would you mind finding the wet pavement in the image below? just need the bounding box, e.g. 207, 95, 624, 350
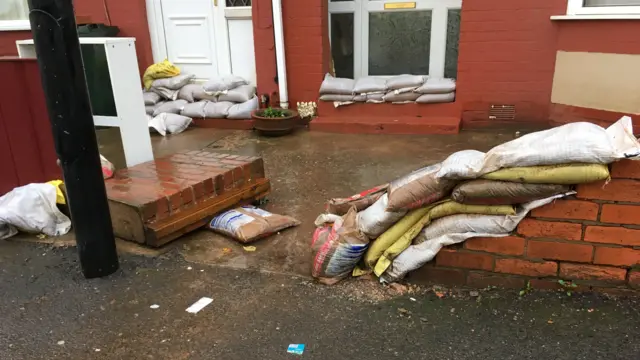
99, 127, 516, 276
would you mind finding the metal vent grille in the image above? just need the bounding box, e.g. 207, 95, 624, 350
226, 0, 251, 6
488, 104, 516, 121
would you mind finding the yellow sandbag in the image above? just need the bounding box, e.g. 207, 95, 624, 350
143, 59, 181, 90
46, 180, 66, 205
373, 212, 432, 277
363, 206, 433, 270
429, 200, 515, 220
482, 163, 610, 185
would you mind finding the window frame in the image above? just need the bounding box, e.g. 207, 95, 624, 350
0, 0, 30, 31
567, 0, 640, 15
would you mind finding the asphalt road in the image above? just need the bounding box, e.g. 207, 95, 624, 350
0, 241, 638, 360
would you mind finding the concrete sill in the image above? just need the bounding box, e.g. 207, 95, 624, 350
551, 14, 640, 20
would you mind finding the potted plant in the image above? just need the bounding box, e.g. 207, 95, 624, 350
252, 107, 299, 136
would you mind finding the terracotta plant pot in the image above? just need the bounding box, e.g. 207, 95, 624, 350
251, 108, 300, 136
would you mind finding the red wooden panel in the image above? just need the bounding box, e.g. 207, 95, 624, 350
0, 105, 19, 195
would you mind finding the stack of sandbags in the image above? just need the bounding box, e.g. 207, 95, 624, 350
310, 116, 640, 285
318, 74, 456, 106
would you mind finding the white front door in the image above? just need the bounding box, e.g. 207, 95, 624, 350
158, 0, 220, 80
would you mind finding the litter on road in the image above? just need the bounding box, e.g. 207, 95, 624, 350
150, 304, 160, 309
186, 297, 213, 314
287, 344, 305, 355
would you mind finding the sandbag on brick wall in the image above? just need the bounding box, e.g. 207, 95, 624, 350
386, 75, 425, 90
218, 84, 256, 103
357, 193, 407, 239
153, 100, 188, 117
204, 101, 234, 118
382, 92, 420, 103
387, 163, 457, 211
178, 84, 205, 103
415, 78, 456, 94
416, 92, 455, 104
203, 75, 248, 93
319, 74, 355, 95
451, 180, 570, 205
181, 101, 208, 118
227, 96, 259, 119
353, 76, 387, 94
319, 94, 355, 102
143, 91, 161, 105
326, 184, 387, 216
482, 163, 610, 184
151, 73, 195, 90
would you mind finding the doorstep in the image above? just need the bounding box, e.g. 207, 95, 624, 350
105, 150, 270, 247
192, 118, 255, 130
310, 101, 462, 135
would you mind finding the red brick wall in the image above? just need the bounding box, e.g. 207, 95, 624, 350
412, 159, 640, 293
0, 0, 153, 77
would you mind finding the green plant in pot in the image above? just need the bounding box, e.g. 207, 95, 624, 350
252, 107, 299, 136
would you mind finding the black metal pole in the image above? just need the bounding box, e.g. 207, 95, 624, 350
28, 0, 119, 278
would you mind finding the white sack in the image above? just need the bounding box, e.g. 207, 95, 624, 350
354, 94, 367, 102
437, 117, 640, 179
320, 94, 355, 102
0, 183, 71, 240
437, 150, 486, 180
353, 77, 387, 94
416, 92, 455, 104
153, 100, 188, 117
366, 93, 385, 103
203, 75, 248, 93
383, 192, 573, 282
319, 74, 355, 95
181, 101, 208, 118
382, 91, 420, 103
149, 113, 192, 136
357, 193, 407, 239
227, 96, 259, 119
143, 91, 161, 105
415, 78, 456, 94
386, 75, 425, 90
151, 86, 179, 101
145, 105, 155, 115
151, 73, 195, 90
218, 84, 256, 103
178, 84, 205, 103
204, 101, 234, 118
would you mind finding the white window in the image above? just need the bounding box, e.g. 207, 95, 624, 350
567, 0, 640, 15
0, 0, 30, 31
329, 0, 462, 79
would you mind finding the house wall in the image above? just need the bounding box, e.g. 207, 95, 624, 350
0, 0, 153, 76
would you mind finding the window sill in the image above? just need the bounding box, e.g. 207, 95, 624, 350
0, 21, 30, 31
551, 14, 640, 20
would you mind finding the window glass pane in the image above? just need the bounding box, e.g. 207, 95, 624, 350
445, 9, 461, 79
331, 13, 355, 79
0, 0, 29, 21
584, 0, 640, 6
368, 11, 431, 76
226, 0, 251, 6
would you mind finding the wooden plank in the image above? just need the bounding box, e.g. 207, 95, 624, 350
0, 99, 19, 195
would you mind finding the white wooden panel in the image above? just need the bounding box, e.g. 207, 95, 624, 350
227, 19, 256, 85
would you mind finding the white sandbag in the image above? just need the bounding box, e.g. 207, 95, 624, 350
383, 192, 573, 282
151, 86, 179, 101
416, 92, 455, 104
151, 73, 195, 90
149, 113, 192, 136
0, 183, 71, 240
353, 76, 387, 94
153, 100, 188, 117
357, 193, 407, 239
218, 84, 256, 103
145, 105, 155, 115
437, 150, 486, 180
314, 213, 342, 227
227, 96, 259, 119
319, 74, 355, 95
437, 117, 640, 179
181, 101, 209, 118
204, 101, 234, 118
415, 78, 456, 94
366, 93, 385, 103
143, 91, 161, 105
354, 94, 367, 102
178, 84, 205, 103
320, 94, 355, 102
382, 91, 420, 103
386, 75, 425, 90
203, 75, 248, 93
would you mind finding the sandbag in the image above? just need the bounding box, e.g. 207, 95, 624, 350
319, 74, 355, 95
384, 192, 573, 281
366, 93, 385, 103
451, 180, 570, 205
203, 75, 248, 93
0, 183, 72, 240
143, 59, 180, 89
227, 96, 259, 119
428, 201, 516, 220
151, 73, 195, 90
311, 208, 369, 285
151, 86, 179, 101
415, 78, 456, 94
382, 91, 420, 103
357, 193, 407, 239
208, 206, 300, 243
437, 117, 640, 179
353, 76, 387, 94
482, 163, 610, 184
145, 105, 155, 115
320, 94, 355, 102
149, 113, 192, 136
181, 101, 208, 118
353, 94, 367, 102
178, 84, 205, 103
326, 184, 387, 216
416, 92, 455, 104
386, 75, 425, 90
204, 101, 234, 118
387, 163, 457, 211
143, 91, 161, 105
193, 87, 219, 102
153, 100, 188, 117
374, 211, 432, 276
218, 84, 256, 103
438, 150, 486, 180
363, 206, 432, 270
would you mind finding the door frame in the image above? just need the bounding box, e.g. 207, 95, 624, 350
328, 0, 462, 79
145, 0, 242, 79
